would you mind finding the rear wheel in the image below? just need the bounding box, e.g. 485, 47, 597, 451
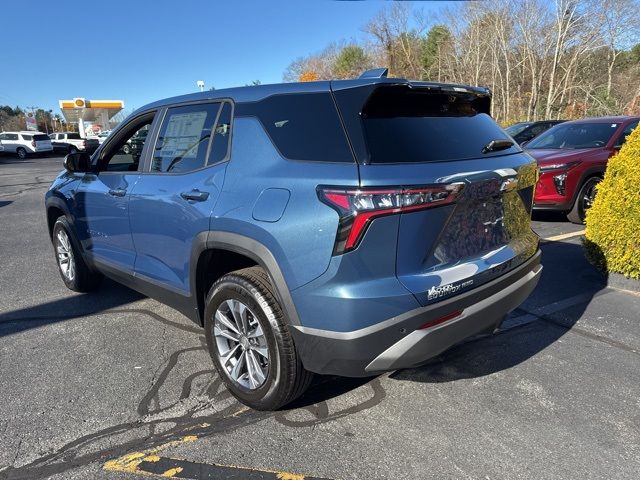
16, 147, 27, 159
567, 176, 601, 224
52, 217, 102, 292
204, 267, 313, 410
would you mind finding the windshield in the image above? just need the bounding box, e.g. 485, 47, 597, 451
527, 122, 619, 149
505, 123, 531, 136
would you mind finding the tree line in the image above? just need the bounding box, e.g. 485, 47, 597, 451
0, 106, 71, 133
285, 0, 640, 124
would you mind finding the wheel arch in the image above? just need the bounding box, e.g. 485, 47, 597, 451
191, 231, 301, 327
569, 166, 605, 210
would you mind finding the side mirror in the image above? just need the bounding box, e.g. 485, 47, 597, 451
63, 152, 91, 173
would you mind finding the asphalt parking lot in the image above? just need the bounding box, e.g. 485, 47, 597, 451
1, 155, 639, 480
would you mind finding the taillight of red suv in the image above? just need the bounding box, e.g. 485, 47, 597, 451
318, 183, 464, 254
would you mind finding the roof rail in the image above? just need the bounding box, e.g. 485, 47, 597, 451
359, 68, 389, 79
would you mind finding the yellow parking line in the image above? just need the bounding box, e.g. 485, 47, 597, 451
541, 229, 586, 243
103, 435, 198, 474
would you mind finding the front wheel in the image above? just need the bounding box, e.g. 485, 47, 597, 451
52, 217, 102, 292
567, 176, 601, 224
204, 267, 313, 410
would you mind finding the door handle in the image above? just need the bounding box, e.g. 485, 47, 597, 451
180, 190, 209, 202
108, 188, 126, 197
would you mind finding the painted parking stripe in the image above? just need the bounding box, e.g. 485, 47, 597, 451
540, 229, 586, 243
104, 435, 334, 480
130, 455, 333, 479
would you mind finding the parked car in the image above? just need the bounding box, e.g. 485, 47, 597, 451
0, 131, 53, 159
526, 116, 639, 223
45, 70, 542, 410
49, 132, 99, 154
96, 131, 112, 144
505, 120, 565, 145
129, 128, 148, 161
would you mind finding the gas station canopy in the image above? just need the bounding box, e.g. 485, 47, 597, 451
59, 98, 124, 137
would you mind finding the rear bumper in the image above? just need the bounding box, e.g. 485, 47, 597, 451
290, 250, 542, 376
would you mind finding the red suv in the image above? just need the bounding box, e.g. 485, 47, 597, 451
525, 116, 639, 223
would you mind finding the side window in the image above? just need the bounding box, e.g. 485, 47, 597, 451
151, 103, 220, 173
7, 134, 18, 140
49, 134, 55, 140
235, 93, 353, 162
0, 134, 5, 140
21, 134, 33, 141
99, 115, 155, 172
209, 102, 232, 164
615, 121, 638, 148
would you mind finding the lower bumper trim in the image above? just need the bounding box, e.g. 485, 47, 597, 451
290, 250, 542, 377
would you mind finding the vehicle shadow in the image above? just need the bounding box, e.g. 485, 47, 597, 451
390, 239, 607, 384
0, 277, 145, 338
0, 201, 12, 208
532, 210, 569, 223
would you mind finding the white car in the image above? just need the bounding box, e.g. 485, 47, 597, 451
0, 131, 53, 159
96, 130, 112, 144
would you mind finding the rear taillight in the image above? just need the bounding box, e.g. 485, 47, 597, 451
31, 140, 36, 147
318, 183, 464, 254
82, 140, 87, 147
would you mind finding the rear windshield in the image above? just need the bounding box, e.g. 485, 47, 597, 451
505, 123, 531, 136
34, 134, 49, 141
67, 133, 81, 140
526, 122, 619, 149
361, 86, 519, 163
235, 93, 353, 163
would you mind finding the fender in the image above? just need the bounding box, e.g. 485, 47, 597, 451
189, 231, 301, 327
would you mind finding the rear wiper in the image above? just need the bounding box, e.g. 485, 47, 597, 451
481, 139, 514, 154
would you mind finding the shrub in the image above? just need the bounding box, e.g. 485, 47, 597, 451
584, 125, 640, 279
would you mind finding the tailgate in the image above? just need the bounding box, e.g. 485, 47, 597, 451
332, 81, 539, 306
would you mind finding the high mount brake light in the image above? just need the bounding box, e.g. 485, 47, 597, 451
318, 183, 464, 255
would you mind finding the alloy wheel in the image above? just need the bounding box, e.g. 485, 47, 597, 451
213, 298, 269, 390
582, 179, 599, 211
56, 230, 75, 281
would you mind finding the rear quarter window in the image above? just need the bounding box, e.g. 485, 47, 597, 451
21, 134, 33, 141
235, 93, 353, 163
67, 133, 81, 140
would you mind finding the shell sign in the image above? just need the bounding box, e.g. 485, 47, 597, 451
73, 98, 86, 108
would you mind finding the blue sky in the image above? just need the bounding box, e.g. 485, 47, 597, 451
0, 1, 446, 114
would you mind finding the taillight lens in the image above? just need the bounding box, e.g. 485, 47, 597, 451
318, 183, 464, 254
31, 140, 36, 147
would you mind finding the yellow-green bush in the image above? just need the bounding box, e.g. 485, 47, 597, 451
584, 125, 640, 279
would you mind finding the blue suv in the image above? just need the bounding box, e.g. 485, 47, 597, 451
45, 69, 542, 410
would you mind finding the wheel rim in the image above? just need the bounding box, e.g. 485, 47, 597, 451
213, 299, 269, 390
582, 179, 600, 212
56, 230, 75, 281
17, 149, 25, 159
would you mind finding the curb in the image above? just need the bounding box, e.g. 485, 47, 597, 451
606, 272, 640, 293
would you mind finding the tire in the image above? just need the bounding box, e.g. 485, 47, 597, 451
16, 147, 27, 159
567, 176, 601, 224
204, 266, 313, 410
68, 146, 78, 154
52, 217, 102, 292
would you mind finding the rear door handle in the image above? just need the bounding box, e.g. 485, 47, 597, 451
180, 190, 209, 202
108, 188, 126, 197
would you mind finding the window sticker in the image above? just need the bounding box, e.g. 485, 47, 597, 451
159, 111, 207, 159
